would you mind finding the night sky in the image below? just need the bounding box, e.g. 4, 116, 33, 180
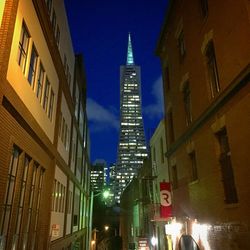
64, 0, 169, 165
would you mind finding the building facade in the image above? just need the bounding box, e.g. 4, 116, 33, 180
149, 119, 169, 250
0, 1, 91, 249
115, 34, 148, 203
156, 0, 250, 249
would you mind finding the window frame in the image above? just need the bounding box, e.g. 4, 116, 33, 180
216, 128, 238, 204
27, 45, 38, 88
42, 77, 50, 111
48, 89, 55, 121
172, 165, 178, 189
200, 0, 208, 18
205, 41, 220, 98
189, 151, 198, 182
168, 110, 175, 145
178, 30, 186, 60
17, 22, 30, 74
183, 81, 192, 126
36, 63, 45, 102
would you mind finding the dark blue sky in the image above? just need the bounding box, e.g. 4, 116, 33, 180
64, 0, 169, 165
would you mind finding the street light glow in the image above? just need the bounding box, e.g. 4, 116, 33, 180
103, 190, 110, 199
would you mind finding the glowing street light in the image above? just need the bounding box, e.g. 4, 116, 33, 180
102, 189, 110, 199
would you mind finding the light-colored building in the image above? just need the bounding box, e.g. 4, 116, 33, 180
116, 34, 148, 203
156, 0, 250, 249
149, 119, 169, 250
0, 1, 91, 249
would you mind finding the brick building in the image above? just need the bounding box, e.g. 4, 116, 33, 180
0, 0, 91, 249
156, 0, 250, 249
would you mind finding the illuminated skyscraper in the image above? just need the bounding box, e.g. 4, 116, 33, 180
115, 34, 148, 203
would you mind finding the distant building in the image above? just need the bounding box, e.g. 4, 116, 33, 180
156, 0, 250, 249
109, 163, 116, 181
90, 160, 106, 194
115, 34, 148, 203
93, 159, 108, 183
0, 1, 91, 249
108, 163, 115, 191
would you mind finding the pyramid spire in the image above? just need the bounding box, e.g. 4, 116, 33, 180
126, 33, 134, 65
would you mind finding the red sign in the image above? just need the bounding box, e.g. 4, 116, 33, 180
160, 182, 172, 218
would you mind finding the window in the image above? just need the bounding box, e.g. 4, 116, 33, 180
48, 89, 54, 121
183, 82, 192, 125
14, 156, 29, 244
51, 180, 56, 211
216, 128, 238, 204
28, 45, 38, 87
56, 24, 60, 46
205, 41, 220, 97
1, 146, 46, 249
51, 9, 56, 33
43, 78, 50, 111
66, 65, 69, 82
0, 147, 20, 246
46, 0, 52, 15
160, 137, 164, 163
189, 151, 198, 181
152, 146, 156, 162
172, 165, 178, 189
36, 63, 45, 102
68, 71, 71, 88
61, 186, 66, 213
200, 0, 208, 18
63, 54, 67, 71
59, 114, 70, 150
73, 188, 80, 231
67, 190, 73, 214
31, 167, 45, 248
52, 180, 65, 213
61, 117, 65, 143
178, 30, 186, 59
164, 66, 170, 90
168, 110, 175, 144
17, 22, 30, 73
64, 124, 68, 148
